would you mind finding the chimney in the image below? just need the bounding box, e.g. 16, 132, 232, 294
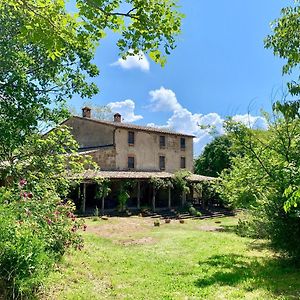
114, 113, 122, 122
82, 106, 91, 118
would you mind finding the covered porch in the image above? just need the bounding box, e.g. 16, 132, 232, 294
71, 171, 215, 214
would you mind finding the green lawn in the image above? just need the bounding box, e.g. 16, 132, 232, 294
41, 216, 300, 299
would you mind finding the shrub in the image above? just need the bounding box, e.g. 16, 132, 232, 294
188, 206, 202, 217
0, 206, 53, 298
188, 206, 197, 215
0, 180, 85, 298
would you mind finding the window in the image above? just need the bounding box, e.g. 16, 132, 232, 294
159, 135, 166, 148
180, 156, 186, 169
180, 137, 186, 150
159, 155, 165, 170
128, 156, 135, 169
128, 131, 135, 145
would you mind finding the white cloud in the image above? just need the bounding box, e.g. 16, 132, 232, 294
111, 51, 150, 72
148, 86, 182, 112
232, 114, 268, 129
146, 87, 267, 156
107, 99, 143, 122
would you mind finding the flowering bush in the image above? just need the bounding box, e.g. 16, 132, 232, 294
0, 126, 95, 298
0, 179, 86, 298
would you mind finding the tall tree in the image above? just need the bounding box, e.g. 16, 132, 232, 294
265, 1, 300, 96
0, 0, 183, 173
217, 103, 300, 259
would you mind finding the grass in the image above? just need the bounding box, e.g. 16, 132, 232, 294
41, 216, 300, 299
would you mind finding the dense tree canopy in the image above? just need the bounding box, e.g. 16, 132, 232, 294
194, 135, 234, 177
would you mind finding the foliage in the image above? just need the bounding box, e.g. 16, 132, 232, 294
188, 206, 202, 217
218, 102, 300, 259
1, 126, 92, 188
95, 178, 111, 200
194, 135, 234, 177
172, 171, 190, 194
0, 0, 183, 183
150, 177, 172, 194
265, 1, 300, 95
117, 181, 133, 212
215, 155, 267, 209
0, 0, 182, 296
0, 127, 94, 297
0, 179, 85, 298
0, 0, 183, 143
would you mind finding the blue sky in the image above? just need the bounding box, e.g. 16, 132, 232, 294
70, 0, 292, 156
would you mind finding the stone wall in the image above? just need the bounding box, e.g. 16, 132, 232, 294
88, 147, 116, 170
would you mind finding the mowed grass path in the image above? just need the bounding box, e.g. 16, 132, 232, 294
42, 216, 300, 300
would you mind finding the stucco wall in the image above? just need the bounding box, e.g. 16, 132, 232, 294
115, 128, 193, 172
65, 117, 194, 173
64, 117, 114, 148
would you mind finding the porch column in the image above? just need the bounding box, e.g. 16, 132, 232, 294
78, 184, 81, 202
168, 186, 171, 209
152, 186, 156, 212
181, 190, 186, 207
137, 181, 141, 210
82, 182, 86, 213
101, 195, 105, 215
190, 185, 194, 203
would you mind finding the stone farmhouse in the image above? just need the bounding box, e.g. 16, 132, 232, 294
64, 107, 213, 213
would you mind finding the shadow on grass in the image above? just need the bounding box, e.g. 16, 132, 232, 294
195, 254, 300, 298
219, 224, 237, 234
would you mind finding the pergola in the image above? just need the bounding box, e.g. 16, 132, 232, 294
75, 170, 215, 213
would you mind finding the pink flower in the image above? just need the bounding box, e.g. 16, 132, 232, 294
47, 218, 52, 225
19, 178, 27, 187
22, 192, 28, 198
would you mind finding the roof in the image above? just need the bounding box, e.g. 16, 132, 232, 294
69, 116, 195, 138
187, 174, 216, 182
73, 170, 215, 182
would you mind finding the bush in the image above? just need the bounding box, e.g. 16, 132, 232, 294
0, 180, 85, 298
0, 206, 53, 298
188, 206, 202, 217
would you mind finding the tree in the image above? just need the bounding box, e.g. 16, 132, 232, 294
217, 102, 300, 260
194, 135, 234, 177
0, 0, 183, 175
265, 2, 300, 96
